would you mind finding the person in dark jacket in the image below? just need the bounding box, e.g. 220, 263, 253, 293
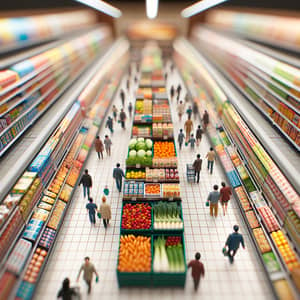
119, 109, 127, 129
186, 105, 193, 119
220, 182, 232, 216
225, 225, 245, 263
94, 136, 104, 159
128, 102, 133, 118
176, 84, 182, 103
120, 89, 125, 107
170, 85, 175, 100
79, 169, 92, 199
202, 110, 209, 131
196, 125, 203, 147
188, 252, 205, 292
192, 102, 198, 119
86, 197, 97, 225
57, 278, 78, 300
113, 163, 125, 192
105, 116, 113, 134
192, 154, 202, 183
177, 129, 185, 150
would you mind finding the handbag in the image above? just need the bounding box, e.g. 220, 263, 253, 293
205, 201, 210, 207
97, 212, 101, 219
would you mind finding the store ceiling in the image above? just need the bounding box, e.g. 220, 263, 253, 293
1, 0, 299, 11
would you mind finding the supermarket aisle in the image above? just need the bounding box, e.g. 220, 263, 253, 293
36, 62, 273, 300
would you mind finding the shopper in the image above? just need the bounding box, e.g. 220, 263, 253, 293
225, 225, 245, 264
104, 135, 112, 156
188, 252, 205, 292
176, 84, 182, 102
57, 278, 78, 300
112, 105, 118, 122
79, 169, 92, 199
128, 102, 133, 118
77, 257, 99, 294
120, 89, 125, 107
86, 197, 97, 225
207, 184, 220, 217
188, 134, 196, 150
195, 125, 203, 147
170, 85, 175, 100
113, 163, 125, 192
99, 196, 111, 229
184, 116, 194, 141
186, 105, 193, 119
192, 154, 202, 183
206, 147, 216, 174
192, 102, 198, 120
202, 110, 209, 131
105, 116, 114, 134
119, 108, 127, 130
94, 136, 104, 160
177, 101, 185, 121
177, 129, 185, 150
220, 182, 232, 216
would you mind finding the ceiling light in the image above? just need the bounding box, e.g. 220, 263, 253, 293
181, 0, 228, 18
146, 0, 159, 19
74, 0, 122, 18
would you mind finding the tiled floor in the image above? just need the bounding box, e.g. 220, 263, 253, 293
35, 63, 273, 300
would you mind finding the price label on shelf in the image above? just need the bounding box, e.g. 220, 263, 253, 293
136, 164, 141, 168
153, 179, 158, 183
168, 197, 174, 201
132, 197, 136, 201
163, 135, 168, 140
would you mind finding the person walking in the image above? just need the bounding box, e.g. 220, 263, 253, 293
192, 102, 198, 120
176, 84, 182, 103
79, 169, 92, 199
188, 134, 196, 150
119, 108, 127, 130
112, 105, 118, 122
113, 163, 125, 192
225, 225, 245, 264
184, 116, 194, 141
99, 196, 111, 229
86, 197, 97, 225
188, 252, 205, 292
94, 136, 104, 159
128, 102, 133, 118
220, 182, 232, 216
196, 125, 203, 147
177, 101, 185, 121
104, 135, 112, 156
192, 154, 202, 183
57, 278, 78, 300
105, 116, 114, 134
186, 105, 193, 119
202, 110, 209, 131
170, 85, 175, 100
177, 129, 185, 150
126, 78, 130, 91
120, 89, 125, 107
77, 257, 99, 294
206, 147, 216, 174
207, 184, 220, 217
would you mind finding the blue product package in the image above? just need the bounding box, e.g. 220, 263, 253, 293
16, 281, 35, 300
10, 59, 35, 78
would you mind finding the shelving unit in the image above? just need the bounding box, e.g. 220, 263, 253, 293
117, 45, 187, 288
174, 38, 300, 300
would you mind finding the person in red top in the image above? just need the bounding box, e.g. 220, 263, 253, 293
220, 182, 232, 216
188, 252, 205, 291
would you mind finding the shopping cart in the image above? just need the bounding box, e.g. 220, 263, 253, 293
186, 164, 195, 183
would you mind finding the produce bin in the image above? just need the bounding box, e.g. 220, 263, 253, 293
152, 233, 187, 287
116, 234, 153, 287
120, 201, 153, 234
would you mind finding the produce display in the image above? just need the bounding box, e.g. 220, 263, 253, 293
146, 168, 179, 182
253, 228, 272, 254
258, 206, 280, 233
132, 125, 151, 137
22, 219, 44, 242
126, 169, 146, 180
47, 200, 66, 230
152, 123, 173, 138
145, 183, 161, 197
153, 202, 183, 230
162, 184, 180, 198
117, 235, 152, 272
154, 141, 175, 158
262, 252, 281, 273
153, 236, 185, 272
121, 203, 152, 231
123, 181, 144, 198
38, 228, 56, 249
234, 187, 251, 211
126, 138, 153, 167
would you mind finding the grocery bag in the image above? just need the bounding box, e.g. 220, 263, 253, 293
222, 247, 229, 256
205, 201, 210, 207
97, 212, 101, 219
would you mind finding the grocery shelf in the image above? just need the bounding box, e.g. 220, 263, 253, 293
0, 38, 126, 202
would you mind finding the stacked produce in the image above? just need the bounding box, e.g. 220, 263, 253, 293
146, 168, 179, 182
123, 182, 144, 198
153, 236, 185, 272
121, 203, 152, 230
126, 169, 146, 180
153, 202, 183, 230
117, 235, 151, 272
152, 123, 173, 139
258, 206, 280, 233
153, 141, 177, 167
126, 138, 153, 167
132, 125, 151, 137
162, 184, 180, 198
145, 183, 161, 197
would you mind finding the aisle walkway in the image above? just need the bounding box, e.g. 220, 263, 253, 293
36, 62, 273, 300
